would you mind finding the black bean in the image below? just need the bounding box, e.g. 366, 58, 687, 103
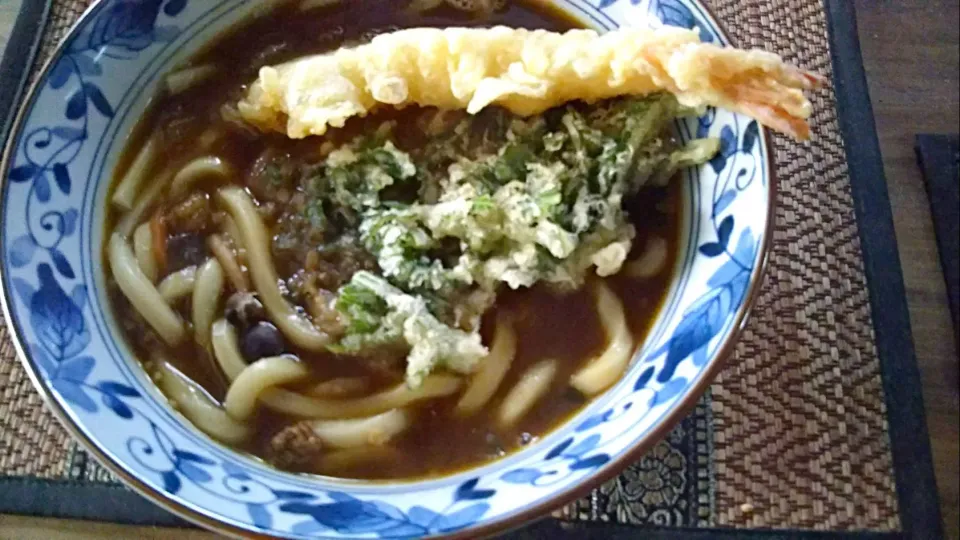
241, 321, 285, 362
225, 291, 266, 330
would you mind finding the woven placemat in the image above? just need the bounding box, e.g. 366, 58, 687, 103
0, 0, 909, 535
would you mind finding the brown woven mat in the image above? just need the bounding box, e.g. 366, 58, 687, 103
0, 0, 900, 532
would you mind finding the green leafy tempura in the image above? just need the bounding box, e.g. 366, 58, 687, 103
298, 94, 719, 386
334, 272, 487, 387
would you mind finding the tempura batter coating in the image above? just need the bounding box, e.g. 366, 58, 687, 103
239, 25, 821, 140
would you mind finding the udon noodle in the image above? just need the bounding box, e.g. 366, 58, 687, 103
104, 0, 809, 480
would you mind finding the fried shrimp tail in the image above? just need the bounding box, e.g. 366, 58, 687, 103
239, 25, 822, 140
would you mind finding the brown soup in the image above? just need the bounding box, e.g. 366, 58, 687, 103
104, 0, 681, 481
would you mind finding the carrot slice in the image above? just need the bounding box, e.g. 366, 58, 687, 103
150, 212, 168, 274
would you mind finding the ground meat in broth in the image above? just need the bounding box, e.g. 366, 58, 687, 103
269, 422, 326, 470
166, 192, 215, 233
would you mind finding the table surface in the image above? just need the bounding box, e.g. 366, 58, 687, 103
0, 0, 19, 52
0, 0, 957, 538
853, 1, 959, 538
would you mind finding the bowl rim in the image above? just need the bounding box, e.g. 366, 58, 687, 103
0, 1, 776, 538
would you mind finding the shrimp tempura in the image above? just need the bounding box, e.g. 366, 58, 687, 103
238, 25, 822, 140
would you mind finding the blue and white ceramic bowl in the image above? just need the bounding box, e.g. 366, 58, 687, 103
0, 0, 772, 537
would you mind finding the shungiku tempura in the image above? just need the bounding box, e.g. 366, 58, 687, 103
238, 25, 822, 140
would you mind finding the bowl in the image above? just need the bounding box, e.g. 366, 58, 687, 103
0, 0, 772, 537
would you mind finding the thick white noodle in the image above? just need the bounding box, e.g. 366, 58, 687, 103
211, 319, 246, 381
192, 258, 225, 350
456, 317, 517, 415
212, 321, 369, 406
300, 409, 410, 449
569, 281, 634, 396
108, 234, 185, 345
406, 0, 444, 13
300, 0, 341, 10
625, 236, 668, 279
223, 356, 311, 421
197, 128, 223, 151
221, 216, 247, 260
115, 171, 170, 238
208, 233, 249, 292
112, 136, 158, 210
132, 223, 158, 283
498, 359, 558, 428
246, 0, 288, 18
169, 156, 234, 200
209, 318, 458, 420
156, 360, 251, 444
165, 64, 218, 96
260, 375, 462, 419
304, 377, 370, 398
157, 265, 198, 303
217, 186, 331, 350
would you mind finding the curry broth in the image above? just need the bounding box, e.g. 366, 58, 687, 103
105, 0, 681, 480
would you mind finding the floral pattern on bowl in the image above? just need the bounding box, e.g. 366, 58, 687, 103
0, 0, 770, 537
